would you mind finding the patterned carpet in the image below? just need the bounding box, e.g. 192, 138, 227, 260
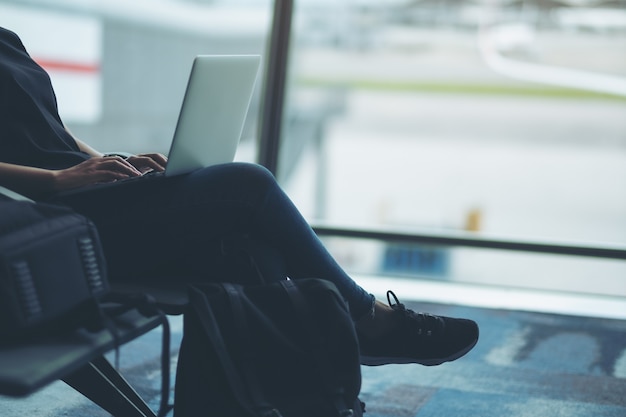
359, 302, 626, 417
1, 301, 625, 416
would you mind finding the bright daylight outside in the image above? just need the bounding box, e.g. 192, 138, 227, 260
278, 0, 626, 301
1, 0, 625, 301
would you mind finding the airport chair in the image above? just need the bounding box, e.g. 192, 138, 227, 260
111, 282, 189, 316
0, 186, 176, 417
0, 305, 167, 417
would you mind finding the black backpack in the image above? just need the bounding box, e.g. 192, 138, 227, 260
175, 278, 365, 417
0, 193, 174, 416
0, 198, 109, 339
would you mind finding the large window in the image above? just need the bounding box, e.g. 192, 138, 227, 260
2, 0, 624, 299
277, 0, 626, 296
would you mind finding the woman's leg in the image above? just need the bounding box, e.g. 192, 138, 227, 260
52, 162, 374, 319
53, 162, 478, 366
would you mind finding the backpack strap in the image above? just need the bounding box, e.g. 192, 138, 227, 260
222, 284, 281, 417
280, 280, 356, 417
187, 285, 275, 417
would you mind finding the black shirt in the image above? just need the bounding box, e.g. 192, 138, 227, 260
0, 27, 90, 169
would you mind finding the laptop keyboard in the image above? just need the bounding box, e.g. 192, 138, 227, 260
115, 169, 164, 184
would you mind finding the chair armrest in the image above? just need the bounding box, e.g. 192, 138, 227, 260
0, 307, 163, 396
0, 186, 33, 202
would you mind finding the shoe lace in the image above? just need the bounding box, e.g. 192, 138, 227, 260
386, 290, 444, 337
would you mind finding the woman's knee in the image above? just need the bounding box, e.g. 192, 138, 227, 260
230, 162, 275, 183
185, 162, 279, 201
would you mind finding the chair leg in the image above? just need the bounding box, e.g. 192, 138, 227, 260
63, 356, 157, 417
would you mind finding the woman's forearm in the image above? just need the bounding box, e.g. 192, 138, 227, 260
0, 162, 57, 198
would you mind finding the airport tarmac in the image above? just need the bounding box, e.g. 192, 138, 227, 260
281, 87, 626, 298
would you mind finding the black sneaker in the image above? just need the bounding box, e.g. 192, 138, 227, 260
358, 291, 479, 366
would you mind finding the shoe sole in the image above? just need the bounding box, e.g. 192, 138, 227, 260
360, 335, 479, 367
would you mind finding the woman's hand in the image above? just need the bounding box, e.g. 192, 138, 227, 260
126, 153, 168, 174
0, 152, 168, 197
52, 156, 143, 191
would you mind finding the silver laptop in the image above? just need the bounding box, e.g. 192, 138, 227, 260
58, 54, 260, 196
165, 54, 260, 176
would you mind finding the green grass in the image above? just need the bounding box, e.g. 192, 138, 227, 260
297, 78, 626, 101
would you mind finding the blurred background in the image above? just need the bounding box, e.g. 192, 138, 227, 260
1, 0, 625, 301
